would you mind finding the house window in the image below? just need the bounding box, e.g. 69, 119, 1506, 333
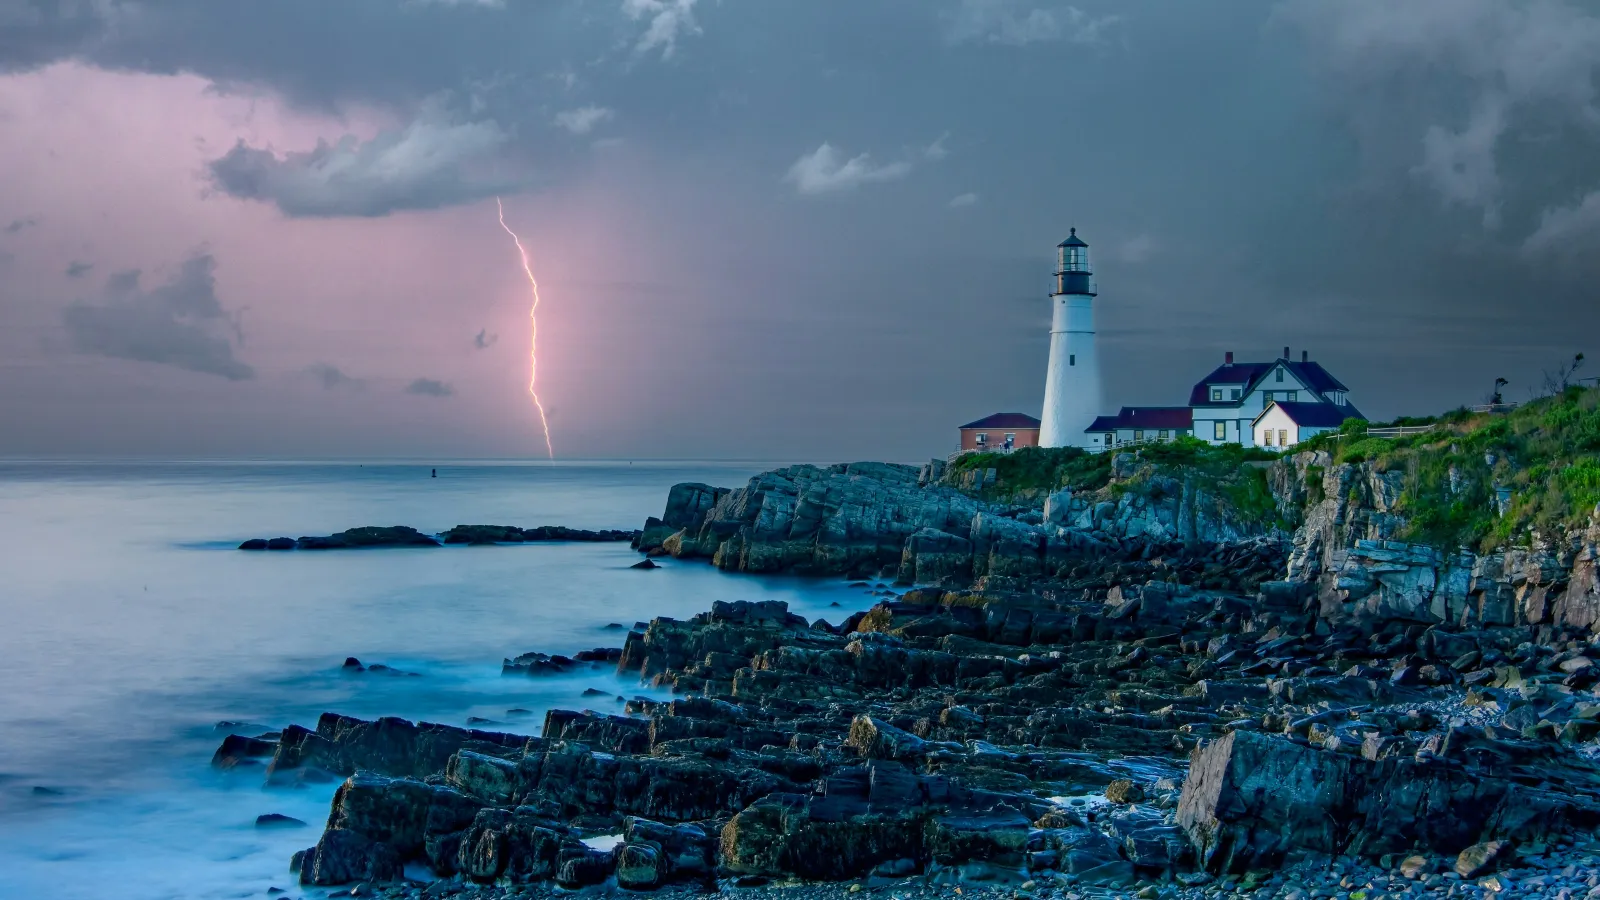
1214, 421, 1226, 441
1069, 354, 1075, 366
1263, 429, 1274, 447
1210, 387, 1222, 402
1004, 433, 1016, 449
1105, 432, 1114, 446
1279, 429, 1288, 447
1288, 391, 1298, 401
1158, 429, 1169, 439
1133, 429, 1144, 442
975, 433, 987, 445
1276, 369, 1284, 383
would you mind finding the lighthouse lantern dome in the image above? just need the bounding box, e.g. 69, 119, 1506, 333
1054, 228, 1095, 295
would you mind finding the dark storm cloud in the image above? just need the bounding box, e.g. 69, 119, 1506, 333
472, 328, 497, 349
207, 101, 521, 217
61, 252, 254, 380
404, 377, 454, 397
64, 260, 91, 277
0, 0, 107, 73
4, 0, 1599, 456
305, 363, 361, 390
3, 214, 39, 233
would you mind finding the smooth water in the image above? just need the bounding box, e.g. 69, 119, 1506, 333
0, 460, 878, 899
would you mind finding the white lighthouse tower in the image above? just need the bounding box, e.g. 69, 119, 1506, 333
1038, 229, 1101, 448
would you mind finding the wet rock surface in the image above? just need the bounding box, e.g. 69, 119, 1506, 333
226, 460, 1600, 898
235, 584, 1600, 896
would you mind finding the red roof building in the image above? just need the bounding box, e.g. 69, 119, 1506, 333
958, 413, 1041, 452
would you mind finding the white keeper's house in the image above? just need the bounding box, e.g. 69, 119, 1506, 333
1084, 347, 1364, 451
993, 229, 1363, 454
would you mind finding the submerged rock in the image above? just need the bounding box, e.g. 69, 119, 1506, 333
212, 733, 278, 769
256, 813, 308, 828
298, 527, 441, 550
442, 524, 638, 544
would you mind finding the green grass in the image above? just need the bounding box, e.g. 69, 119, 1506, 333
1311, 385, 1600, 550
945, 389, 1600, 550
947, 437, 1286, 528
945, 446, 1114, 499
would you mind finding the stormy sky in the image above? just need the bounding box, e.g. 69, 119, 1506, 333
1, 0, 1597, 460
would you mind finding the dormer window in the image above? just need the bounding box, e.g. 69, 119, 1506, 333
1231, 388, 1240, 400
1211, 388, 1222, 402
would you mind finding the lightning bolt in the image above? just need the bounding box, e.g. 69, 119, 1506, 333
496, 197, 555, 459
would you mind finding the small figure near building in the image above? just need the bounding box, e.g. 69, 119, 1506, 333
958, 413, 1041, 452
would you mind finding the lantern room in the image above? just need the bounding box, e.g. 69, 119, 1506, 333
1054, 228, 1096, 296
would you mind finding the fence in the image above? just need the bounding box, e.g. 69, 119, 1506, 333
1363, 425, 1437, 439
947, 446, 1020, 464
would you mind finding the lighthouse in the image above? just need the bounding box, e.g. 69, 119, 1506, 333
1038, 229, 1101, 448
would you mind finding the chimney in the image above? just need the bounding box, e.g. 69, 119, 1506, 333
1283, 346, 1290, 360
1225, 351, 1234, 364
1301, 350, 1308, 363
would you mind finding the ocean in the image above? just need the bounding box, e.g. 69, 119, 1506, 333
0, 460, 876, 899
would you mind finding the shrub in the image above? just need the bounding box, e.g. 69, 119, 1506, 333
1337, 437, 1394, 465
946, 446, 1113, 498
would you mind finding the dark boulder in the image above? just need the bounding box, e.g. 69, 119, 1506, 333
555, 846, 615, 887
298, 829, 402, 886
1456, 841, 1515, 877
257, 813, 308, 828
263, 713, 529, 783
239, 538, 268, 550
503, 652, 578, 676
212, 733, 277, 769
1177, 730, 1600, 873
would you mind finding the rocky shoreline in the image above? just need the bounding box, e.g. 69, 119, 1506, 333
218, 455, 1600, 899
238, 525, 639, 551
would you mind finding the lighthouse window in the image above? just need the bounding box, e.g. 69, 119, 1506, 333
1070, 355, 1075, 366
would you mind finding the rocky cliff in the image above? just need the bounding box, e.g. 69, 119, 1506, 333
635, 442, 1600, 640
633, 457, 1288, 597
237, 429, 1600, 896
1273, 449, 1600, 633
